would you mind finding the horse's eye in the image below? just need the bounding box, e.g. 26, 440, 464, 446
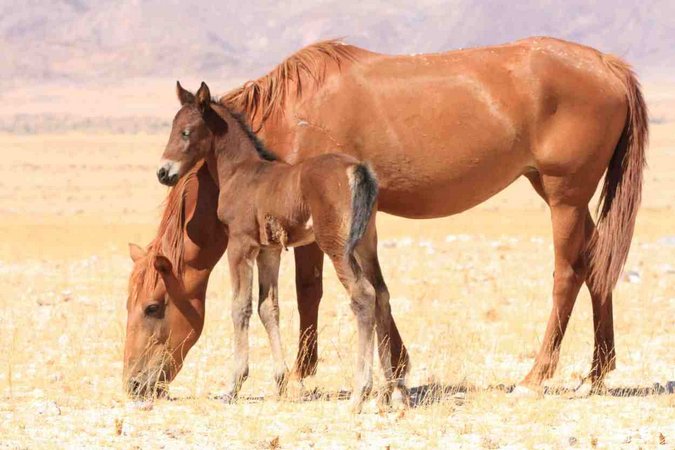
144, 303, 161, 317
181, 130, 190, 139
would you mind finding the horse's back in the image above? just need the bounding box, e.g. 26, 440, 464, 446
281, 37, 631, 218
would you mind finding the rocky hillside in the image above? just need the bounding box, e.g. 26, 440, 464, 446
1, 0, 673, 84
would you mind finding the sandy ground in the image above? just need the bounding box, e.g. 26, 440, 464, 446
0, 83, 674, 448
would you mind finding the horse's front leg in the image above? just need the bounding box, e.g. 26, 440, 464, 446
257, 247, 289, 395
223, 239, 259, 403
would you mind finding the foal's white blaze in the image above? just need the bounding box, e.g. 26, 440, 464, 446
158, 159, 182, 178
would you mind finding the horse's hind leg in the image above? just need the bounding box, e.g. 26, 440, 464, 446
519, 173, 590, 390
292, 243, 324, 379
257, 247, 289, 395
389, 316, 410, 385
584, 212, 616, 387
524, 170, 616, 391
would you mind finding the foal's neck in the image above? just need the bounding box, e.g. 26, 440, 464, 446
210, 106, 273, 180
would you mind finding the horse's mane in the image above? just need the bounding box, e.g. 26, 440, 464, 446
219, 39, 361, 128
129, 164, 200, 304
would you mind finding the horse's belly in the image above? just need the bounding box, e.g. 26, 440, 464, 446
364, 108, 531, 218
375, 149, 528, 218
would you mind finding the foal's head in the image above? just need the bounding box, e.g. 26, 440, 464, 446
157, 82, 229, 186
124, 244, 205, 398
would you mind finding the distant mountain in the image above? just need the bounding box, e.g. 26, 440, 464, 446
1, 0, 673, 83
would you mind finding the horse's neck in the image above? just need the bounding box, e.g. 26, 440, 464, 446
181, 165, 227, 272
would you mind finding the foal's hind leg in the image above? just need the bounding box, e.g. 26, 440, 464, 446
584, 212, 616, 388
323, 250, 377, 413
257, 247, 289, 395
357, 230, 410, 408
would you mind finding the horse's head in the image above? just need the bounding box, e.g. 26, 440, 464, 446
157, 81, 228, 186
123, 243, 205, 399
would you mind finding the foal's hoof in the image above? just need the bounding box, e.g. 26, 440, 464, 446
349, 390, 368, 414
350, 398, 364, 414
511, 384, 543, 398
274, 370, 290, 397
399, 391, 413, 409
221, 392, 238, 404
126, 399, 154, 411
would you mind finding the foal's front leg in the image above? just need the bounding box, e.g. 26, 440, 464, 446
257, 247, 289, 395
224, 240, 259, 403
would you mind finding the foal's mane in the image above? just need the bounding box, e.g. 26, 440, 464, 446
129, 165, 199, 304
219, 39, 360, 128
228, 108, 278, 162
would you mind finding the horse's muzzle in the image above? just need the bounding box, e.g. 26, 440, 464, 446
126, 374, 168, 399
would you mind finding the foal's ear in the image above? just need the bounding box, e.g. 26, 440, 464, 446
129, 243, 146, 262
195, 82, 211, 113
153, 254, 174, 277
176, 81, 195, 105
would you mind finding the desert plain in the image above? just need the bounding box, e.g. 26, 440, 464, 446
0, 80, 673, 448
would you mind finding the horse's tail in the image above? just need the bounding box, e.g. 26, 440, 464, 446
346, 163, 378, 257
588, 54, 648, 300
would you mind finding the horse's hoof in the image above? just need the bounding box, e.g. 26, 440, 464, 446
590, 380, 608, 395
571, 377, 607, 398
376, 391, 393, 413
511, 384, 543, 398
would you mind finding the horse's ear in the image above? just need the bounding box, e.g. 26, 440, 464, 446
153, 254, 184, 297
195, 82, 211, 113
176, 81, 195, 105
153, 254, 174, 277
129, 243, 146, 262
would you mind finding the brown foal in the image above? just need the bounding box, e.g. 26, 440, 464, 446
156, 82, 407, 411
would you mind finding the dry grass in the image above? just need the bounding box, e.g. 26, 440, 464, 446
0, 84, 674, 448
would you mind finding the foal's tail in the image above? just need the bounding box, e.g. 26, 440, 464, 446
346, 164, 379, 256
588, 54, 648, 300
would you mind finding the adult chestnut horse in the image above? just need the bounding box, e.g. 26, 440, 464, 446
215, 36, 646, 391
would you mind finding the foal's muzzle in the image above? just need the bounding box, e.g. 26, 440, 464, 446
157, 168, 178, 186
156, 161, 180, 186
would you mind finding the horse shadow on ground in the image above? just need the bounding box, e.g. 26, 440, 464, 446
197, 380, 675, 408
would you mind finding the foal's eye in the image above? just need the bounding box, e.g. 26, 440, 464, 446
144, 303, 162, 317
181, 130, 190, 139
